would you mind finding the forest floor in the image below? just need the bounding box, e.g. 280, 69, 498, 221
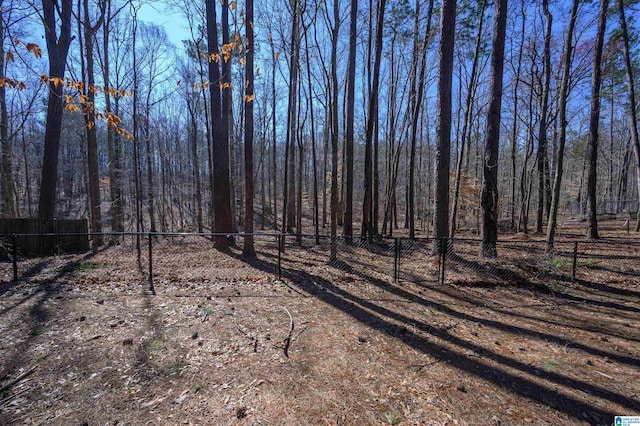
0, 218, 639, 425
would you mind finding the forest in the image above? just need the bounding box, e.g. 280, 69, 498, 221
1, 0, 639, 256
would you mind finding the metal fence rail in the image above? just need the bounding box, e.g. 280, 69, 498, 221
1, 232, 639, 294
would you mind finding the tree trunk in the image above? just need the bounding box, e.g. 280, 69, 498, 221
330, 0, 340, 259
535, 0, 552, 234
362, 0, 386, 243
479, 0, 507, 258
510, 0, 525, 230
303, 24, 320, 243
586, 0, 608, 239
282, 0, 301, 240
618, 0, 640, 232
269, 33, 278, 231
450, 0, 485, 239
546, 0, 578, 254
38, 0, 73, 220
82, 0, 106, 247
243, 0, 256, 257
206, 0, 232, 250
102, 0, 124, 236
432, 0, 456, 253
344, 0, 357, 241
0, 9, 15, 218
409, 0, 434, 239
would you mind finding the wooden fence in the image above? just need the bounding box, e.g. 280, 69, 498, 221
0, 218, 89, 256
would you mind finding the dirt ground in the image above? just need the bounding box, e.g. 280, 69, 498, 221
1, 220, 639, 425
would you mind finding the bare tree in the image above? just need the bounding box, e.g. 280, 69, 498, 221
362, 0, 386, 243
243, 0, 256, 257
79, 0, 106, 247
38, 0, 73, 219
206, 0, 233, 250
535, 0, 552, 234
479, 0, 507, 257
586, 0, 609, 239
432, 0, 456, 252
618, 0, 640, 232
546, 0, 579, 254
343, 0, 356, 241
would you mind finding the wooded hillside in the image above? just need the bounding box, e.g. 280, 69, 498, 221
1, 0, 639, 254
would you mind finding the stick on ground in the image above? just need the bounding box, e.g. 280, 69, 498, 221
280, 307, 294, 358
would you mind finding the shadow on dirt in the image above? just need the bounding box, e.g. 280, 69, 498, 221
239, 249, 639, 425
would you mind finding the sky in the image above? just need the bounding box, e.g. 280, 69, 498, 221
138, 2, 190, 53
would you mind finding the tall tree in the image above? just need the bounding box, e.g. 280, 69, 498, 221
243, 0, 256, 257
408, 0, 435, 239
362, 0, 386, 242
101, 0, 126, 236
586, 0, 609, 239
535, 0, 552, 234
0, 6, 15, 218
509, 0, 526, 230
432, 0, 456, 252
618, 0, 640, 232
81, 0, 106, 247
329, 0, 340, 258
479, 0, 507, 257
38, 0, 73, 219
343, 0, 357, 240
546, 0, 579, 254
282, 0, 301, 239
450, 0, 485, 238
206, 0, 233, 250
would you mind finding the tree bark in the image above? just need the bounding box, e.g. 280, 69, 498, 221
479, 0, 507, 258
102, 0, 124, 236
586, 0, 608, 239
546, 0, 578, 254
243, 0, 256, 257
432, 0, 456, 253
362, 0, 387, 243
535, 0, 552, 234
206, 0, 232, 250
344, 0, 357, 241
0, 9, 15, 218
450, 0, 485, 239
38, 0, 73, 220
618, 0, 640, 232
330, 0, 340, 259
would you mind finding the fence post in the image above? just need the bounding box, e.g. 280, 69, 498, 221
148, 233, 155, 295
394, 238, 400, 283
571, 241, 578, 282
627, 217, 630, 235
277, 234, 283, 279
12, 234, 18, 283
440, 238, 447, 285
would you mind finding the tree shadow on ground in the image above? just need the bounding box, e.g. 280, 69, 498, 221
0, 251, 98, 384
445, 253, 640, 315
238, 252, 639, 424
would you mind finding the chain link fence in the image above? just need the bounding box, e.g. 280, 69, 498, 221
1, 232, 639, 294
